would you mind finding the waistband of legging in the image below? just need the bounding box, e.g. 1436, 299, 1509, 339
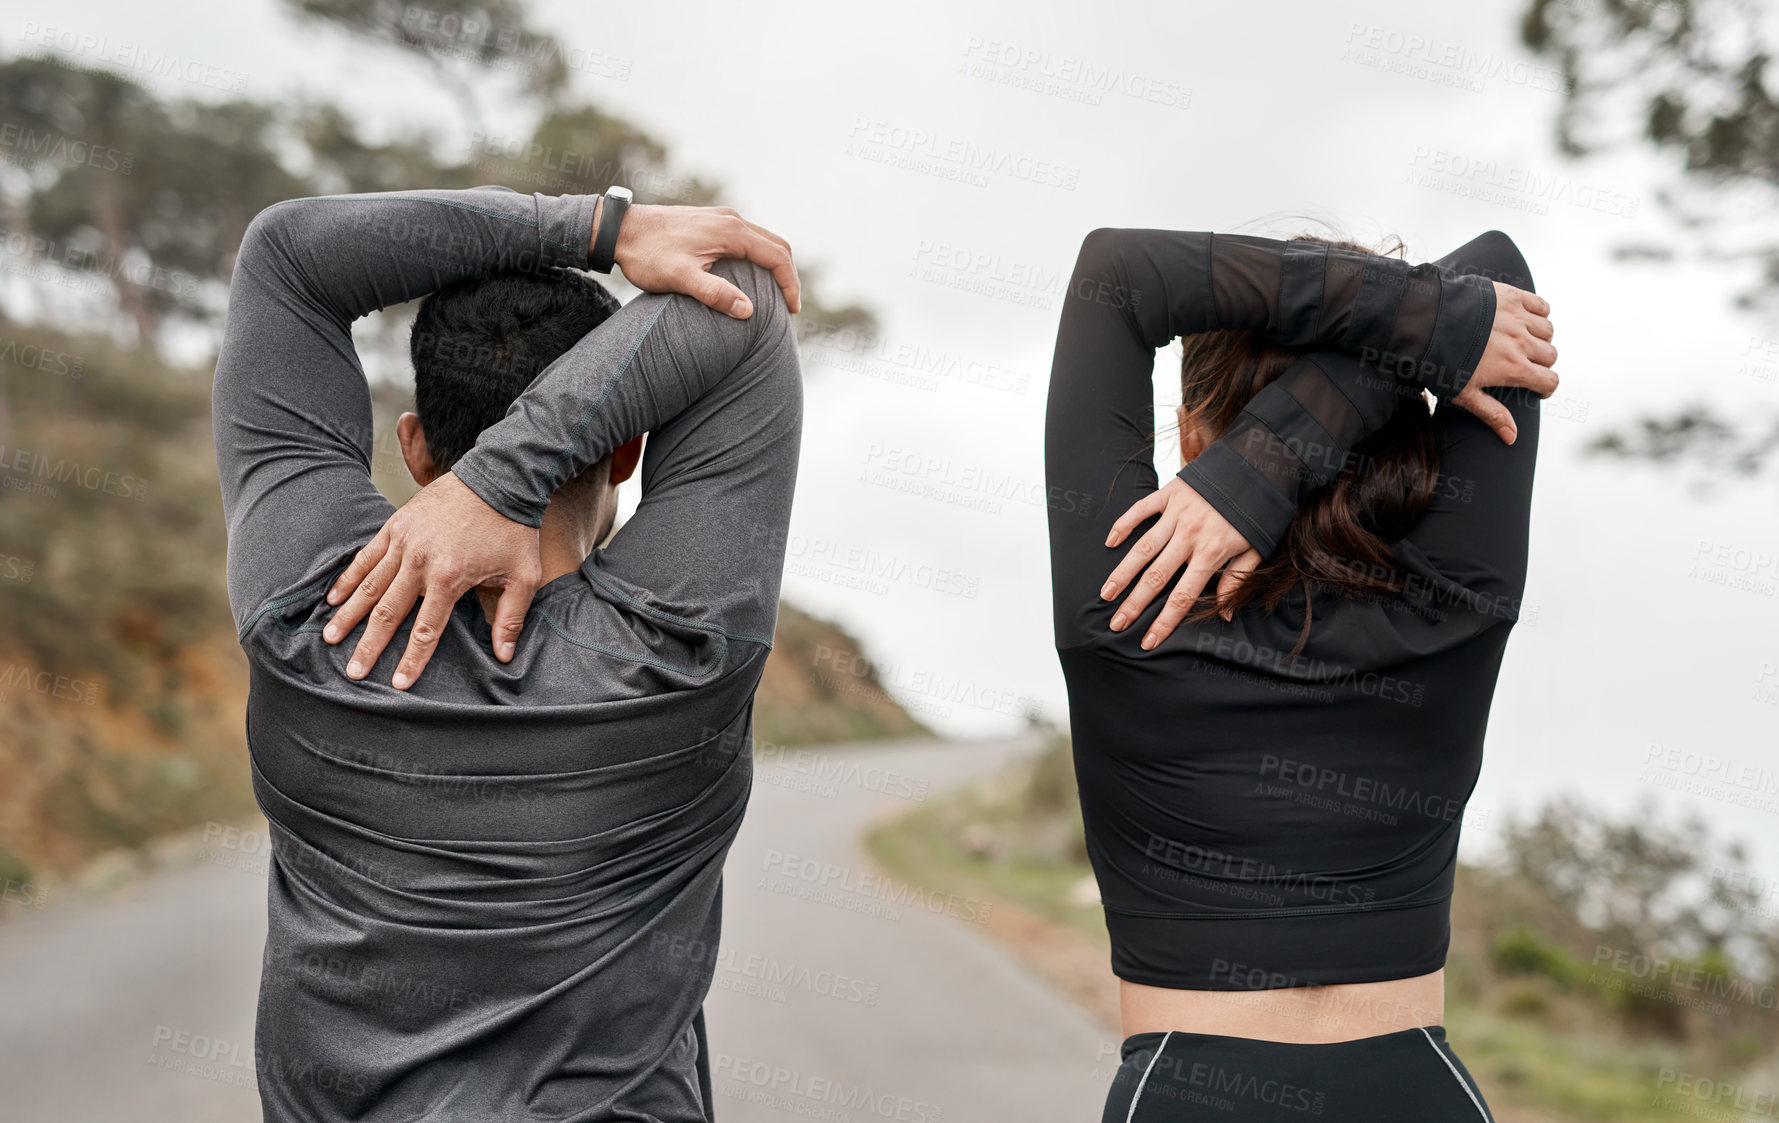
1119, 1023, 1445, 1062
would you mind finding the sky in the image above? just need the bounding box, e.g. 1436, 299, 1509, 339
7, 0, 1778, 882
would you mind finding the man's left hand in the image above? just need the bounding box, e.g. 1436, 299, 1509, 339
610, 202, 801, 319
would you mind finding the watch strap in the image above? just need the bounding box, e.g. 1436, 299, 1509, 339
589, 189, 630, 273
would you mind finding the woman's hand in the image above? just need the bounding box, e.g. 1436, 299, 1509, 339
1098, 282, 1554, 651
1453, 283, 1558, 443
1099, 477, 1258, 649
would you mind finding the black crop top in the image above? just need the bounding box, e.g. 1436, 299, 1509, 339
1043, 227, 1539, 989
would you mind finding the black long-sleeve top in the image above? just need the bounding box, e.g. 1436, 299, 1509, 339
1044, 227, 1539, 988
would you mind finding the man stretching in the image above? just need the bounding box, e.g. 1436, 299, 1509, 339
212, 186, 802, 1121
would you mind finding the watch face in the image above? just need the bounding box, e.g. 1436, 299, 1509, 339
606, 186, 634, 202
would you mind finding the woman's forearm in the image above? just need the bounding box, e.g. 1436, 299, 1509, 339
1069, 228, 1496, 398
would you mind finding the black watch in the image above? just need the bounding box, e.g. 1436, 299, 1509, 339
590, 186, 632, 274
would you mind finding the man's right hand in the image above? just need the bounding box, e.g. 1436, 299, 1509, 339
1453, 283, 1559, 444
605, 202, 801, 319
323, 471, 541, 691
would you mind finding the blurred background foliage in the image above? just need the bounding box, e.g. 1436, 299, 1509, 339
1521, 0, 1779, 477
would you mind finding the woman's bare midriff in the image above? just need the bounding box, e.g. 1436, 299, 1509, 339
1120, 969, 1444, 1044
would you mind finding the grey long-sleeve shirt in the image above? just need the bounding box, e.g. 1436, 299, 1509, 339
212, 187, 801, 1122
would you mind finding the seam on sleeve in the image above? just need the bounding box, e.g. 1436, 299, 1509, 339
536, 606, 728, 678
237, 570, 339, 641
542, 298, 673, 495
584, 566, 775, 648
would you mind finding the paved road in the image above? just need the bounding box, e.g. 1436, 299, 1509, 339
0, 736, 1113, 1122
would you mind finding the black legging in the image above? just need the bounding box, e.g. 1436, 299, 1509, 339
1101, 1026, 1493, 1122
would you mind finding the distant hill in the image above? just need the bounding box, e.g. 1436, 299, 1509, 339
754, 602, 928, 747
0, 317, 923, 887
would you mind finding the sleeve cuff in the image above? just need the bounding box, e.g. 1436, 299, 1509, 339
535, 192, 597, 272
1176, 444, 1295, 558
1421, 272, 1495, 399
449, 455, 546, 529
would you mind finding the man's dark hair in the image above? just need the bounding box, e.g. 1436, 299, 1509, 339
410, 268, 621, 470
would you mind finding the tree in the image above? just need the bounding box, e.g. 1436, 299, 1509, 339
0, 58, 308, 346
281, 0, 574, 130
1499, 793, 1778, 984
1521, 0, 1779, 471
0, 0, 873, 358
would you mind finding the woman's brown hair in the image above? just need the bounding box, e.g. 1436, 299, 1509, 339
1173, 234, 1440, 655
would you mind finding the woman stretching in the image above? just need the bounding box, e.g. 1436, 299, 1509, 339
1044, 225, 1554, 1121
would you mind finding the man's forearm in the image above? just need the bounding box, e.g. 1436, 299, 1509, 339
450, 257, 785, 528
235, 187, 597, 329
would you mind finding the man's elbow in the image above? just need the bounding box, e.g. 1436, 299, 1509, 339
234, 199, 306, 274
713, 258, 793, 338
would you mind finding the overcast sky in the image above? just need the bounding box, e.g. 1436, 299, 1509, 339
10, 0, 1779, 882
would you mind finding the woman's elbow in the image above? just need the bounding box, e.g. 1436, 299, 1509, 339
1073, 227, 1136, 281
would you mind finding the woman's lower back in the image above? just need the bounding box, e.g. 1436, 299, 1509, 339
1119, 971, 1444, 1043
